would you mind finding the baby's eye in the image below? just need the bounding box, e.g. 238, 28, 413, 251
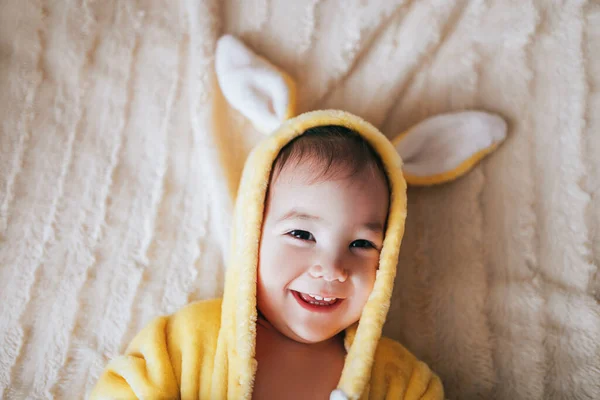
350, 239, 376, 249
288, 230, 315, 241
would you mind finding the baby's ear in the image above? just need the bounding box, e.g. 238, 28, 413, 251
392, 111, 507, 186
215, 35, 297, 134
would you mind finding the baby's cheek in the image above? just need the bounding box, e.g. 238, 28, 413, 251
361, 261, 378, 284
356, 269, 377, 302
276, 245, 309, 267
259, 242, 306, 287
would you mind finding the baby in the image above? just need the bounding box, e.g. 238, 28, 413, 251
91, 119, 444, 399
90, 32, 508, 400
253, 125, 391, 398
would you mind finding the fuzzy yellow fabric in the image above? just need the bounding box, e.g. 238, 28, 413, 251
91, 110, 443, 400
90, 300, 443, 400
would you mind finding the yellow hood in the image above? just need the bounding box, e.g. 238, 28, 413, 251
219, 109, 407, 399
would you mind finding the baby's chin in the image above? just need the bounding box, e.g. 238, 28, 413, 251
285, 324, 346, 345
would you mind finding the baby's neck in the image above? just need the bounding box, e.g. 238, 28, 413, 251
253, 315, 346, 400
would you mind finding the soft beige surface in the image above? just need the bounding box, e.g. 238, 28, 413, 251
0, 1, 599, 399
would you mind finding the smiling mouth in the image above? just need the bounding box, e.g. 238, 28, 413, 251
291, 290, 344, 311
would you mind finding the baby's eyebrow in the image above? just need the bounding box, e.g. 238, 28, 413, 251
363, 221, 384, 233
277, 209, 384, 233
277, 209, 322, 223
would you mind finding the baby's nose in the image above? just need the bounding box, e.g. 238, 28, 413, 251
309, 263, 348, 283
324, 269, 348, 283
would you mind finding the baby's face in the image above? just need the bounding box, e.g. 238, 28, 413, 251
257, 163, 389, 343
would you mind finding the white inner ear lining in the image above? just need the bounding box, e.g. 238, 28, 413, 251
395, 112, 506, 176
215, 34, 293, 134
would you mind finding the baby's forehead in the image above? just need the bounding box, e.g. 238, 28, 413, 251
264, 165, 390, 232
267, 162, 389, 208
271, 155, 386, 188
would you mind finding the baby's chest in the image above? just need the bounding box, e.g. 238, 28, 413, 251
252, 344, 345, 400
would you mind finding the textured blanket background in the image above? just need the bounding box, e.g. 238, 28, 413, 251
1, 0, 599, 399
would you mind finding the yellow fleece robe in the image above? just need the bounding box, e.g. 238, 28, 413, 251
90, 110, 444, 400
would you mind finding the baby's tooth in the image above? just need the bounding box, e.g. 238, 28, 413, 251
314, 295, 323, 301
324, 297, 333, 301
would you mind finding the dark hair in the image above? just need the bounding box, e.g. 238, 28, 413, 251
271, 125, 388, 186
